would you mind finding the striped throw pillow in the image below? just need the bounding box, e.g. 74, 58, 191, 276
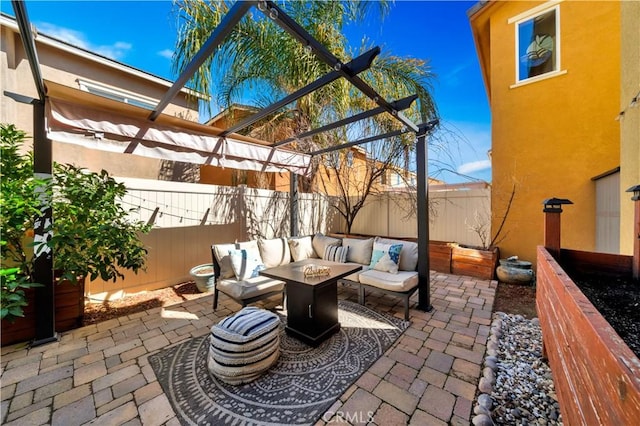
323, 245, 348, 263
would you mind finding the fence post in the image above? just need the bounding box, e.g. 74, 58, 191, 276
542, 198, 573, 260
626, 185, 640, 280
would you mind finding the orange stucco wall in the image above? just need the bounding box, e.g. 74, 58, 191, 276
480, 1, 621, 264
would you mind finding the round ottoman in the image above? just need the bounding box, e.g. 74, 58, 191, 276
207, 307, 281, 385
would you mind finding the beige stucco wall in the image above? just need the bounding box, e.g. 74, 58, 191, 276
472, 1, 621, 264
1, 20, 200, 180
619, 0, 640, 255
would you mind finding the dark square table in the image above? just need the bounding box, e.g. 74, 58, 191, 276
260, 258, 361, 346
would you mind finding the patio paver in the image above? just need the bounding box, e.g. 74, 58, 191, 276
0, 271, 496, 425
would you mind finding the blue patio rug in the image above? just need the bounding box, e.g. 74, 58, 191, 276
148, 300, 409, 426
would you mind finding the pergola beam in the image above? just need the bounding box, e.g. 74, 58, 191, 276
220, 47, 380, 137
263, 0, 419, 133
148, 1, 254, 121
309, 129, 407, 156
274, 94, 418, 148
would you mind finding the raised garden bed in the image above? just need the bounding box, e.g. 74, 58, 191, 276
536, 246, 640, 424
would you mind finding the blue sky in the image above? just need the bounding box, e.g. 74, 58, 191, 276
1, 0, 491, 183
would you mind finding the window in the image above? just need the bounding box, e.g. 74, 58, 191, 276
515, 7, 559, 82
346, 151, 354, 167
77, 79, 157, 110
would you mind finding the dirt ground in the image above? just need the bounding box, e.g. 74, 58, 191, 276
492, 281, 538, 318
84, 278, 538, 325
83, 281, 209, 325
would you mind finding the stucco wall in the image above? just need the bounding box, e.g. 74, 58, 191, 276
1, 19, 201, 181
619, 0, 640, 254
485, 1, 621, 263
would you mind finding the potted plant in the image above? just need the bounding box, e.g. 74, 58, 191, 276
189, 264, 215, 293
1, 124, 151, 344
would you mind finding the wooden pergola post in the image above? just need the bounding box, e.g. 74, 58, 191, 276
626, 184, 640, 280
542, 198, 573, 260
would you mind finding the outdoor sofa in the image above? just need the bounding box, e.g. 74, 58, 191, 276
211, 233, 419, 320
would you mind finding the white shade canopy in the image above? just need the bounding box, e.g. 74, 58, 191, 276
45, 83, 311, 176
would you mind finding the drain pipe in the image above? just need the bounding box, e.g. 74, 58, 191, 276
542, 198, 573, 260
626, 185, 640, 280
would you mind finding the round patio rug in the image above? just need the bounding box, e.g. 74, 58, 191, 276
148, 300, 409, 425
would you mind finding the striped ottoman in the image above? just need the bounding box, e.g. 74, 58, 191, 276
207, 307, 281, 385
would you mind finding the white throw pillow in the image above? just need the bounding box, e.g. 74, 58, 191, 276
228, 248, 266, 281
312, 233, 341, 258
342, 237, 374, 265
288, 236, 318, 261
258, 238, 291, 268
369, 242, 403, 274
375, 237, 418, 271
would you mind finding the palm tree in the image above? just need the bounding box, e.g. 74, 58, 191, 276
173, 0, 438, 226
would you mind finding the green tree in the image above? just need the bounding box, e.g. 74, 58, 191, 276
173, 0, 438, 225
0, 124, 151, 322
0, 124, 44, 321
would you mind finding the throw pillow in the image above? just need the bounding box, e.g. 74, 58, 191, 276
312, 233, 341, 258
369, 242, 403, 274
228, 248, 266, 281
323, 245, 348, 263
375, 237, 418, 271
288, 236, 317, 261
213, 243, 237, 279
258, 237, 291, 268
342, 237, 374, 265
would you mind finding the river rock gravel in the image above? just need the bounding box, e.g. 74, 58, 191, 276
474, 312, 563, 426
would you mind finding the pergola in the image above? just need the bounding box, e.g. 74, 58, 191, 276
9, 0, 437, 345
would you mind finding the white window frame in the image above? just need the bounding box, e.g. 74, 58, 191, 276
77, 79, 158, 110
509, 2, 564, 87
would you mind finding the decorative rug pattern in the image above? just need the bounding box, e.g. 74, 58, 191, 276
149, 300, 409, 426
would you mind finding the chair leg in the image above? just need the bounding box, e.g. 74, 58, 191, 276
359, 285, 365, 305
213, 288, 219, 311
403, 295, 410, 321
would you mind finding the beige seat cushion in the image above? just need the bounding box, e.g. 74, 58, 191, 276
258, 237, 291, 268
375, 237, 418, 272
312, 233, 341, 258
343, 264, 370, 282
342, 237, 374, 265
212, 243, 238, 279
288, 236, 318, 261
358, 269, 418, 292
217, 276, 285, 300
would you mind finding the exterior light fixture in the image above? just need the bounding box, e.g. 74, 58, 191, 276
543, 197, 573, 213
626, 184, 640, 201
269, 8, 278, 20
257, 1, 267, 12
334, 62, 342, 71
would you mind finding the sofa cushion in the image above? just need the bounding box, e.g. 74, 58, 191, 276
213, 243, 237, 279
216, 275, 285, 300
258, 237, 291, 268
375, 237, 418, 271
323, 245, 349, 263
343, 263, 370, 282
369, 242, 402, 274
343, 237, 374, 265
229, 248, 266, 281
358, 269, 419, 292
288, 236, 318, 261
312, 233, 341, 258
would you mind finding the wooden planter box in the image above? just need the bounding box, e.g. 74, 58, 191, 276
451, 245, 499, 280
1, 277, 85, 346
536, 246, 640, 424
429, 241, 453, 273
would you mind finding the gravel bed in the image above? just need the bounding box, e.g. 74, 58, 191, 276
473, 313, 563, 426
